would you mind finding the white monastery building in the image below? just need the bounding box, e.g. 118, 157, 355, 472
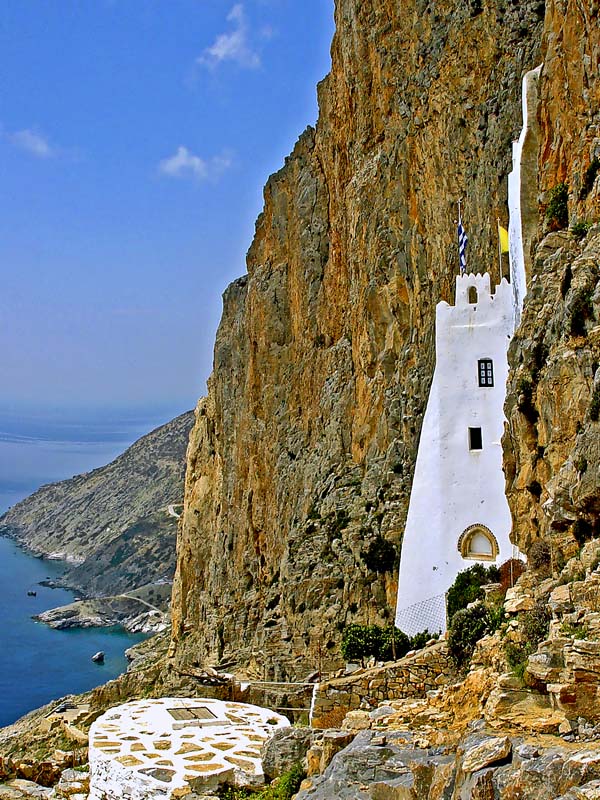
395, 272, 516, 636
395, 65, 541, 636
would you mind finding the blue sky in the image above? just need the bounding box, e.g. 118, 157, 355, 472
0, 1, 334, 418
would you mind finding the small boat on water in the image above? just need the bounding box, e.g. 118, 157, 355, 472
92, 651, 105, 664
27, 590, 36, 597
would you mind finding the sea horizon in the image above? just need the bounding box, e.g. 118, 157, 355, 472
0, 402, 191, 515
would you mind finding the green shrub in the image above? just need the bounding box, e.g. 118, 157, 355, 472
378, 626, 411, 661
340, 624, 383, 663
219, 764, 306, 800
448, 604, 494, 669
341, 623, 436, 664
275, 763, 306, 798
447, 564, 500, 621
504, 641, 530, 680
410, 629, 438, 650
561, 620, 590, 639
571, 221, 592, 240
504, 602, 551, 679
361, 535, 398, 574
520, 602, 551, 644
546, 183, 569, 229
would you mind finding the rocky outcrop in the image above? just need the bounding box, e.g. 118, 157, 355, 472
171, 0, 545, 681
296, 727, 600, 800
0, 411, 193, 596
34, 590, 169, 635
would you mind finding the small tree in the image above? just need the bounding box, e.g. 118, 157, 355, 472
340, 624, 382, 664
378, 626, 411, 662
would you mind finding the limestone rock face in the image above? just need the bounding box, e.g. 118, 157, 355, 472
503, 228, 600, 558
538, 0, 600, 225
502, 0, 600, 559
261, 727, 317, 781
171, 0, 545, 679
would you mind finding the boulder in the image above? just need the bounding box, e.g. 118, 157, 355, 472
527, 639, 568, 685
504, 588, 535, 614
0, 781, 52, 799
52, 768, 90, 799
319, 730, 355, 773
484, 683, 567, 733
341, 710, 371, 731
295, 730, 455, 799
261, 726, 316, 780
461, 736, 512, 774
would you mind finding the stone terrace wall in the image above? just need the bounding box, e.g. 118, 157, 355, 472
311, 641, 450, 728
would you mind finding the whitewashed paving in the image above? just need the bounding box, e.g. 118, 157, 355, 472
89, 698, 290, 800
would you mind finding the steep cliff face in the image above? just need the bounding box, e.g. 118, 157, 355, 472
172, 0, 546, 680
503, 0, 600, 560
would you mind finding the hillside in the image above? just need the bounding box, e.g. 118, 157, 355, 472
0, 411, 193, 596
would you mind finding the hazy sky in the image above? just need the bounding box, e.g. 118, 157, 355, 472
0, 1, 334, 414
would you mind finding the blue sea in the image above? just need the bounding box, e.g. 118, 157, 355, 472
0, 404, 186, 728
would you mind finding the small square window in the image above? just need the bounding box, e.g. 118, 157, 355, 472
478, 358, 494, 387
469, 427, 483, 450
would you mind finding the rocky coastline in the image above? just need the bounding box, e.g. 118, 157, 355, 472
33, 592, 170, 635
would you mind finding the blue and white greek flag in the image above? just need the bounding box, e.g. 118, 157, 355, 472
458, 219, 468, 275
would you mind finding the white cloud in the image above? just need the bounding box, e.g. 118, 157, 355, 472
159, 146, 208, 180
158, 146, 233, 182
9, 129, 55, 158
197, 4, 260, 69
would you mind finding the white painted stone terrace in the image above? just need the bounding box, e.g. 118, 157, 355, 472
89, 698, 290, 800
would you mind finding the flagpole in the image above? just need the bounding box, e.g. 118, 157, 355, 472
497, 217, 502, 285
458, 199, 463, 276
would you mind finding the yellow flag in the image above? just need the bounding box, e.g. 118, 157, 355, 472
498, 224, 509, 253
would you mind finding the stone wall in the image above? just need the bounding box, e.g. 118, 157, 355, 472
311, 641, 450, 728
